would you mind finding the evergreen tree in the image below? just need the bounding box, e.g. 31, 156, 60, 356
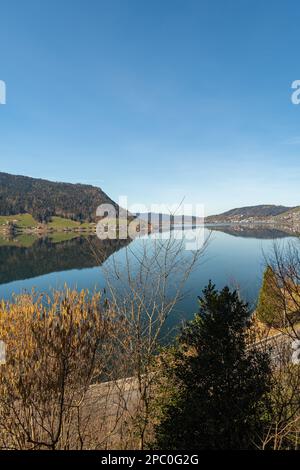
153, 282, 272, 450
256, 266, 282, 326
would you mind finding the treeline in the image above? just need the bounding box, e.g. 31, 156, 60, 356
0, 172, 118, 222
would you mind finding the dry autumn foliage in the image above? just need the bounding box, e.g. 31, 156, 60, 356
0, 289, 135, 450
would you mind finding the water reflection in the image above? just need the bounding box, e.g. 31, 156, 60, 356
0, 226, 298, 324
0, 235, 131, 285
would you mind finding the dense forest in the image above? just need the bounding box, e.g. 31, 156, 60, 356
0, 172, 119, 222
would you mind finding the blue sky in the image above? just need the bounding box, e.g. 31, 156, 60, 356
0, 0, 300, 215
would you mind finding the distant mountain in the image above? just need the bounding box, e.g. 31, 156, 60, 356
206, 205, 293, 222
272, 206, 300, 222
136, 212, 203, 226
0, 172, 119, 223
136, 206, 298, 227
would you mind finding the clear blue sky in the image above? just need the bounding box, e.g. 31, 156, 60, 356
0, 0, 300, 215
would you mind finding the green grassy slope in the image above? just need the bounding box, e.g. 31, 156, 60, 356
0, 213, 96, 232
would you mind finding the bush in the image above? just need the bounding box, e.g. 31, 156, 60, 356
256, 266, 283, 326
153, 282, 272, 450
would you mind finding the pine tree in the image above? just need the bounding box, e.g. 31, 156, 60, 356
153, 282, 272, 450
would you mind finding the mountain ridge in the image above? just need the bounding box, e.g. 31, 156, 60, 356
0, 172, 299, 227
206, 204, 296, 222
0, 172, 118, 223
137, 205, 299, 225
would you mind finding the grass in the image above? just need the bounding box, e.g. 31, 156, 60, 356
48, 232, 83, 243
0, 232, 87, 247
0, 234, 37, 247
0, 213, 96, 247
48, 217, 97, 231
0, 214, 97, 235
79, 222, 96, 229
0, 214, 96, 231
0, 214, 38, 228
48, 216, 80, 229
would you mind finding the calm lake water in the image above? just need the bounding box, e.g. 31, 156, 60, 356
0, 225, 297, 331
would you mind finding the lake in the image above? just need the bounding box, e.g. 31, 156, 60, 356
0, 225, 297, 331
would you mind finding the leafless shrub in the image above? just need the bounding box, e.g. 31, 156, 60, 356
90, 230, 210, 448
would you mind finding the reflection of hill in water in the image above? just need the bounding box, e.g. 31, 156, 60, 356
209, 224, 298, 239
0, 236, 131, 285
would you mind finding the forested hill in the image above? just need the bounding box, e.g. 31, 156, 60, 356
0, 172, 118, 222
206, 204, 293, 222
